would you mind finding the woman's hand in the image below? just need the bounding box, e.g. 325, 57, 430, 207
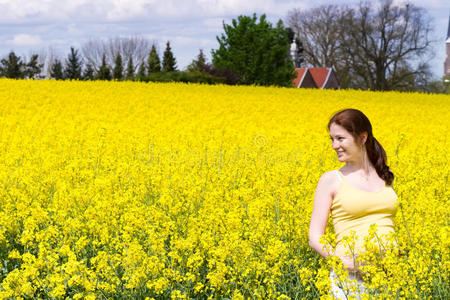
339, 255, 358, 273
339, 255, 367, 280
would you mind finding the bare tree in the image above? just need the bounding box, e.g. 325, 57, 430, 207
287, 5, 343, 67
340, 0, 434, 90
22, 47, 61, 79
44, 47, 63, 79
81, 36, 150, 71
81, 39, 105, 71
286, 4, 351, 87
37, 50, 48, 78
286, 0, 434, 91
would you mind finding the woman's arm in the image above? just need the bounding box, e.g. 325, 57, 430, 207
308, 171, 335, 258
308, 171, 358, 272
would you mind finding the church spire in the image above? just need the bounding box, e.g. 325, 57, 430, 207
447, 13, 450, 42
446, 14, 450, 76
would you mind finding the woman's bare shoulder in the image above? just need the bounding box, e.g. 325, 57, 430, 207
316, 170, 340, 198
319, 170, 340, 182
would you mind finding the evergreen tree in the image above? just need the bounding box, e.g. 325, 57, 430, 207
96, 54, 112, 80
83, 63, 95, 80
162, 41, 177, 72
125, 57, 135, 80
0, 51, 24, 79
113, 53, 123, 80
137, 61, 146, 81
50, 59, 64, 80
25, 54, 43, 79
212, 14, 295, 86
187, 49, 207, 72
64, 47, 83, 80
148, 44, 161, 73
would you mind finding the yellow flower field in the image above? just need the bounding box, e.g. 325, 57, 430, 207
0, 79, 448, 299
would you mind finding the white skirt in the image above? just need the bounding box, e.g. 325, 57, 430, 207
329, 268, 367, 299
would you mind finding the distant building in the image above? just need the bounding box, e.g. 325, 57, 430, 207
290, 34, 303, 68
445, 16, 450, 77
292, 67, 340, 89
292, 68, 316, 88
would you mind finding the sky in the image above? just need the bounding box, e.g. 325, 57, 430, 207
0, 0, 449, 79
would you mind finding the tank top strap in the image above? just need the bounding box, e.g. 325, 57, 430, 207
335, 170, 342, 183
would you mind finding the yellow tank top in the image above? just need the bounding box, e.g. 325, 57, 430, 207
331, 170, 399, 257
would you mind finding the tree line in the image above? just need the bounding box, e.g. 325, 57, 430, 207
1, 41, 179, 81
0, 0, 448, 93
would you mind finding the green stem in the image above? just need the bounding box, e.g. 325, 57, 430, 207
399, 203, 414, 248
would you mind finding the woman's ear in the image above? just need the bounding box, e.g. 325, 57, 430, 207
359, 132, 368, 145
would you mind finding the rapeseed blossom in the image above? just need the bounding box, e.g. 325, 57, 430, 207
0, 79, 448, 299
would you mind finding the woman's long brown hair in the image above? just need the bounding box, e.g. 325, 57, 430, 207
327, 108, 394, 186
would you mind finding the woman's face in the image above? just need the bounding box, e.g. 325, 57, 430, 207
329, 123, 365, 163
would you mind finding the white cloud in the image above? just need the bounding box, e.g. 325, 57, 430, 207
67, 23, 84, 36
6, 34, 43, 46
105, 0, 157, 21
203, 17, 225, 29
197, 0, 305, 16
170, 36, 214, 47
0, 0, 303, 24
0, 0, 443, 25
391, 0, 446, 9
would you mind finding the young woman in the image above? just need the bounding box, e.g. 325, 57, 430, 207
308, 108, 398, 299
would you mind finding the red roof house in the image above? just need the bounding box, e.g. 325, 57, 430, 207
292, 67, 340, 89
292, 68, 316, 88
